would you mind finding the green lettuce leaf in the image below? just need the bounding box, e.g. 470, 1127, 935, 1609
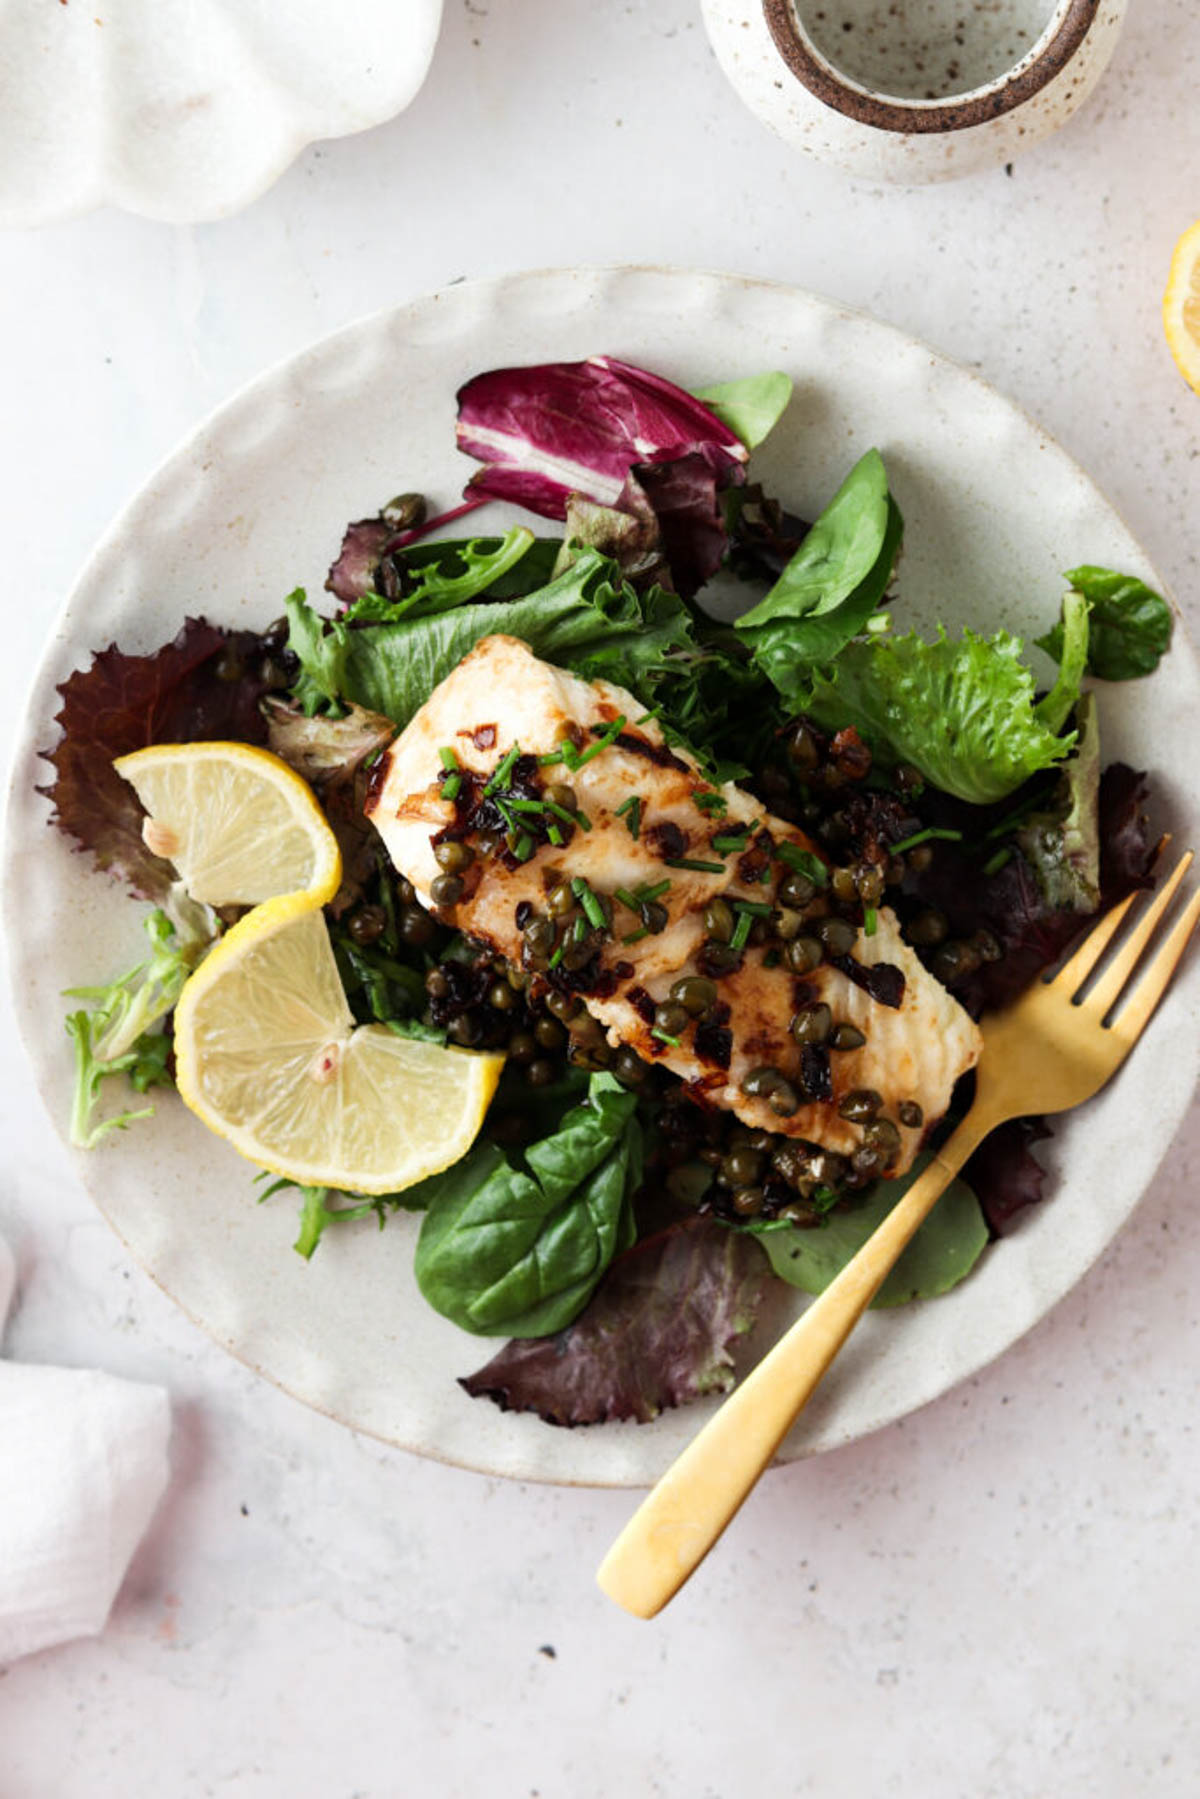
343, 526, 537, 623
1038, 566, 1173, 681
1034, 589, 1090, 736
734, 449, 903, 675
413, 1073, 642, 1338
795, 626, 1077, 804
692, 372, 793, 448
750, 1153, 988, 1307
1016, 691, 1101, 912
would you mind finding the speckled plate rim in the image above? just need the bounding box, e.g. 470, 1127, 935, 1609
5, 265, 1199, 1489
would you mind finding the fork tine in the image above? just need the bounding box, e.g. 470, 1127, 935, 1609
1082, 852, 1195, 1016
1108, 883, 1200, 1042
1053, 891, 1138, 994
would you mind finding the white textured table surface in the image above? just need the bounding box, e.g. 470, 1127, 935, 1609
1, 4, 1198, 1795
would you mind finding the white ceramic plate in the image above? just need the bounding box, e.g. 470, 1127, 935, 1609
7, 267, 1199, 1487
0, 0, 443, 227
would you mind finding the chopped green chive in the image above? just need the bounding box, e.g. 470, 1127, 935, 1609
863, 906, 878, 936
651, 1027, 681, 1047
615, 795, 642, 841
548, 823, 565, 847
548, 941, 565, 970
665, 856, 726, 874
694, 791, 728, 816
512, 832, 535, 862
441, 772, 462, 802
543, 796, 590, 831
638, 879, 672, 903
982, 846, 1013, 877
438, 746, 459, 771
507, 797, 546, 815
570, 916, 587, 944
712, 829, 751, 853
572, 715, 627, 770
622, 926, 650, 945
776, 842, 829, 886
730, 911, 753, 953
571, 877, 609, 932
484, 743, 521, 795
733, 899, 772, 918
614, 887, 642, 914
890, 826, 963, 856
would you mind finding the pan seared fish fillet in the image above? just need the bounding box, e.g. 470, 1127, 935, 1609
365, 635, 981, 1175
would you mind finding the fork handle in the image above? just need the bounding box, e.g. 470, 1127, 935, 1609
596, 1109, 998, 1619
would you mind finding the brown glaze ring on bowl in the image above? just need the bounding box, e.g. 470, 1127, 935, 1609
762, 0, 1102, 134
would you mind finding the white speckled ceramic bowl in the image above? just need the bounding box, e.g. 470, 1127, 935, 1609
703, 0, 1128, 182
0, 0, 443, 227
6, 267, 1199, 1487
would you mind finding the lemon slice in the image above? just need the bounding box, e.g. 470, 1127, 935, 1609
1164, 219, 1200, 395
113, 741, 341, 907
173, 892, 503, 1193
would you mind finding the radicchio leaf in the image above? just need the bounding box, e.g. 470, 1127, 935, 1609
964, 1115, 1053, 1235
458, 1216, 770, 1427
455, 355, 747, 518
325, 517, 395, 605
40, 619, 271, 903
625, 455, 729, 599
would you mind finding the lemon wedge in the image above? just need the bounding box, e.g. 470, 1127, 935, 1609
113, 741, 342, 907
173, 892, 504, 1193
1164, 219, 1200, 395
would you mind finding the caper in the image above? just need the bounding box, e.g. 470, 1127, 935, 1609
829, 1022, 866, 1051
545, 989, 582, 1021
654, 1000, 691, 1037
429, 872, 464, 907
930, 939, 982, 985
505, 964, 527, 991
786, 721, 820, 774
703, 897, 735, 943
475, 830, 502, 859
701, 941, 742, 976
809, 1150, 849, 1187
785, 935, 824, 974
855, 864, 885, 907
779, 871, 817, 907
885, 854, 906, 885
816, 915, 857, 957
425, 967, 450, 999
447, 1012, 483, 1047
259, 657, 293, 691
831, 867, 858, 904
545, 782, 578, 814
534, 1016, 566, 1051
570, 1011, 605, 1047
907, 843, 934, 873
347, 904, 386, 946
522, 917, 556, 958
742, 1065, 782, 1098
851, 1142, 886, 1177
863, 1117, 902, 1160
259, 615, 290, 654
772, 906, 803, 942
641, 901, 669, 935
397, 906, 436, 948
838, 1088, 882, 1122
383, 491, 426, 531
768, 1079, 801, 1118
547, 883, 576, 918
722, 1148, 765, 1187
790, 1001, 832, 1045
214, 647, 245, 683
731, 1185, 766, 1217
434, 839, 475, 875
507, 1030, 537, 1065
780, 1201, 819, 1227
526, 1058, 558, 1087
670, 976, 718, 1017
905, 907, 949, 948
561, 939, 595, 973
395, 876, 416, 906
488, 980, 517, 1011
612, 1047, 648, 1088
972, 929, 1003, 964
898, 1100, 924, 1128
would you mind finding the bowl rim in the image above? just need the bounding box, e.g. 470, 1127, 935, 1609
761, 0, 1101, 133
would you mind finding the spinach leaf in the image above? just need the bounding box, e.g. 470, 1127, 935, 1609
734, 449, 902, 674
692, 372, 793, 448
750, 1153, 988, 1307
1037, 566, 1173, 680
413, 1074, 642, 1337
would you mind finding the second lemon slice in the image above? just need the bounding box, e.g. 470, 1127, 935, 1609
1164, 218, 1200, 395
114, 740, 341, 907
173, 893, 504, 1193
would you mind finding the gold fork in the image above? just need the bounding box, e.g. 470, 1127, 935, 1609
597, 853, 1200, 1619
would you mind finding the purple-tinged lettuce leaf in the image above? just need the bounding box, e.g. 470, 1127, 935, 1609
263, 695, 394, 787
455, 355, 748, 519
459, 1216, 771, 1426
964, 1116, 1053, 1236
626, 454, 729, 599
325, 517, 395, 605
40, 619, 270, 903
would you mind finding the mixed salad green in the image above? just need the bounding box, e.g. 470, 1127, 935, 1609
43, 354, 1170, 1425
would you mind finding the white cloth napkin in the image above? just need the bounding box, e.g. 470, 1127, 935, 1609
0, 1229, 171, 1665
